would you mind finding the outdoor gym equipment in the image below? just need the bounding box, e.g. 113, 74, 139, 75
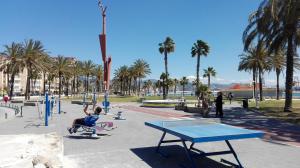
114, 111, 125, 120
36, 93, 61, 126
68, 121, 115, 138
45, 93, 50, 126
102, 100, 110, 114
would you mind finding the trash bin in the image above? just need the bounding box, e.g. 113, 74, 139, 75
242, 99, 248, 109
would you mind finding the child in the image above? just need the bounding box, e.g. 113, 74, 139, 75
68, 104, 102, 136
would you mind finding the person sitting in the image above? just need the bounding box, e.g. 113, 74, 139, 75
68, 104, 102, 134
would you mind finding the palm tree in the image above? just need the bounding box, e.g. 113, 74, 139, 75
82, 60, 96, 93
63, 71, 72, 97
155, 80, 162, 95
94, 64, 103, 93
70, 61, 83, 95
173, 78, 178, 94
31, 68, 42, 95
244, 0, 300, 111
191, 40, 210, 88
127, 67, 136, 95
166, 78, 174, 95
21, 39, 46, 100
145, 80, 152, 95
159, 37, 175, 98
133, 59, 151, 96
0, 42, 23, 99
238, 45, 269, 101
52, 56, 71, 98
180, 77, 189, 97
269, 48, 286, 100
203, 67, 216, 89
40, 54, 52, 95
47, 69, 56, 94
114, 65, 129, 94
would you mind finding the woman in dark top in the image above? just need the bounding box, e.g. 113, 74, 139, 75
215, 92, 223, 118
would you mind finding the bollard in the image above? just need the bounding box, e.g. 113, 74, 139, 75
21, 106, 23, 117
5, 113, 7, 119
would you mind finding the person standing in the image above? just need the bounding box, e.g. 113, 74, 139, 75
228, 92, 233, 104
215, 92, 223, 118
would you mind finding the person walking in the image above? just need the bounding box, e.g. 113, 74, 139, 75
215, 92, 223, 118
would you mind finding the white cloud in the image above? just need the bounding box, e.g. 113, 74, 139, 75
186, 75, 196, 81
166, 75, 281, 86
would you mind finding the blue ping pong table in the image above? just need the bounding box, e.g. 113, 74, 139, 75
145, 120, 264, 168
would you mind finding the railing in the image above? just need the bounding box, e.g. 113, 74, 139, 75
0, 102, 22, 117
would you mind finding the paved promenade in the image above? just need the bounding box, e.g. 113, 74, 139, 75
0, 102, 299, 168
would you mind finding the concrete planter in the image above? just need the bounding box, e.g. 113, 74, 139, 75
71, 100, 93, 105
24, 102, 36, 106
11, 100, 24, 103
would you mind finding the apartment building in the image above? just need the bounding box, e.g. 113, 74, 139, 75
0, 55, 77, 96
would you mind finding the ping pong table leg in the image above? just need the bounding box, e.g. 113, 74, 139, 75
225, 140, 243, 168
189, 143, 195, 152
182, 140, 197, 168
156, 131, 166, 154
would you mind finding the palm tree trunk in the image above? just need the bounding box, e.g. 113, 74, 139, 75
258, 69, 263, 101
259, 69, 263, 101
164, 51, 168, 98
128, 78, 131, 95
76, 77, 79, 94
284, 36, 294, 112
252, 68, 256, 99
196, 55, 200, 88
43, 72, 46, 95
25, 75, 30, 100
208, 75, 211, 89
183, 85, 185, 97
6, 65, 10, 93
72, 76, 75, 95
87, 74, 89, 93
48, 81, 51, 94
162, 80, 166, 99
25, 65, 32, 100
58, 73, 61, 98
174, 84, 177, 94
138, 77, 141, 96
9, 72, 15, 100
276, 69, 280, 100
66, 80, 69, 96
33, 78, 37, 95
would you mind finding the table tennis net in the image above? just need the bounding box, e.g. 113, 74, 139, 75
161, 119, 218, 128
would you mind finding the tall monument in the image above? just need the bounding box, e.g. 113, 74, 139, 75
98, 0, 112, 113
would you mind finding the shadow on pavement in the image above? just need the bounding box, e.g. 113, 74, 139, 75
131, 145, 231, 168
65, 133, 110, 140
217, 107, 300, 145
24, 123, 44, 128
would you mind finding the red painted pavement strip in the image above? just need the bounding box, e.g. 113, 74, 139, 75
233, 124, 300, 147
121, 105, 193, 118
122, 105, 300, 147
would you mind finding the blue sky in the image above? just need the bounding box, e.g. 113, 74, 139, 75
0, 0, 283, 85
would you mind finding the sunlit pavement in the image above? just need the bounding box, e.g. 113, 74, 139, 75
0, 101, 299, 168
